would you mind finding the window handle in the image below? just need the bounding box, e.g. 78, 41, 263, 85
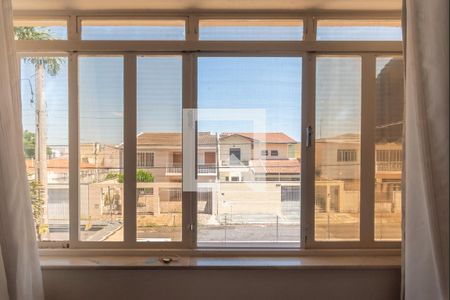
306, 126, 313, 148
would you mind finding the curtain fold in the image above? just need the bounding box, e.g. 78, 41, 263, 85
0, 0, 44, 299
403, 0, 449, 299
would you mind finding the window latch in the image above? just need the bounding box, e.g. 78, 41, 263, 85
306, 126, 313, 148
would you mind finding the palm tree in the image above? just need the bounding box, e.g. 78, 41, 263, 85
15, 27, 63, 235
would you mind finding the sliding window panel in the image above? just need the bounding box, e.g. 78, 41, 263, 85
136, 56, 183, 242
315, 56, 361, 241
14, 19, 67, 40
199, 19, 303, 41
374, 57, 404, 241
21, 56, 69, 241
316, 20, 402, 41
78, 56, 124, 242
197, 56, 302, 248
81, 19, 186, 40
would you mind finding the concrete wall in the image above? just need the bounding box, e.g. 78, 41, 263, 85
42, 268, 401, 300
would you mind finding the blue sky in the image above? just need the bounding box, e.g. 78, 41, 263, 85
20, 24, 401, 146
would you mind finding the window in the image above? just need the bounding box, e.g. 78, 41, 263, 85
137, 152, 154, 167
14, 19, 67, 40
229, 148, 242, 166
81, 19, 186, 40
20, 56, 69, 241
197, 56, 302, 247
315, 56, 361, 241
316, 19, 402, 41
374, 56, 404, 241
204, 152, 216, 164
137, 55, 183, 242
199, 19, 303, 41
79, 56, 124, 242
337, 149, 357, 162
16, 14, 402, 250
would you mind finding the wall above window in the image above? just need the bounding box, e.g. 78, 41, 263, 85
11, 0, 402, 12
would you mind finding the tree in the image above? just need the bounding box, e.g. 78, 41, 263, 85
105, 170, 154, 183
136, 169, 155, 183
23, 130, 52, 159
23, 130, 36, 159
16, 27, 63, 227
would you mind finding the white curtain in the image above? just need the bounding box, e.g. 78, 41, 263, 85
0, 0, 44, 299
403, 0, 449, 299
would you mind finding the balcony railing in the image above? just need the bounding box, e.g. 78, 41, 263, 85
376, 161, 402, 172
166, 166, 182, 175
165, 164, 217, 175
198, 165, 217, 175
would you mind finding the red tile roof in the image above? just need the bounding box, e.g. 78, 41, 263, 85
137, 132, 216, 146
220, 132, 296, 143
26, 158, 95, 172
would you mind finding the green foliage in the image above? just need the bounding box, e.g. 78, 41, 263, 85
29, 180, 44, 225
23, 130, 53, 159
136, 169, 154, 183
23, 130, 36, 159
105, 170, 154, 183
14, 27, 64, 76
105, 173, 119, 180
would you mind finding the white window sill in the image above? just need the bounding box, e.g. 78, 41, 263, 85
39, 250, 401, 270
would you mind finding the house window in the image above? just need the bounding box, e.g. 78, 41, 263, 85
204, 152, 216, 164
337, 149, 358, 162
137, 152, 154, 167
229, 148, 241, 166
169, 189, 182, 201
17, 15, 402, 250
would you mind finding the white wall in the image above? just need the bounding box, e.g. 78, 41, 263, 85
42, 268, 401, 300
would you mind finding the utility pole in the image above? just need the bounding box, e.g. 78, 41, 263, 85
35, 63, 48, 226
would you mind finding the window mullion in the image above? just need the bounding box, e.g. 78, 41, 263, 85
69, 52, 79, 247
301, 53, 316, 249
182, 53, 197, 248
68, 15, 79, 41
360, 54, 376, 246
124, 54, 137, 246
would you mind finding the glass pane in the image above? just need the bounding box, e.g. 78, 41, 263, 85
197, 57, 302, 247
316, 19, 402, 41
81, 19, 185, 40
315, 56, 361, 241
79, 56, 124, 241
199, 19, 303, 41
14, 19, 67, 40
136, 56, 183, 242
21, 56, 69, 241
375, 57, 404, 241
